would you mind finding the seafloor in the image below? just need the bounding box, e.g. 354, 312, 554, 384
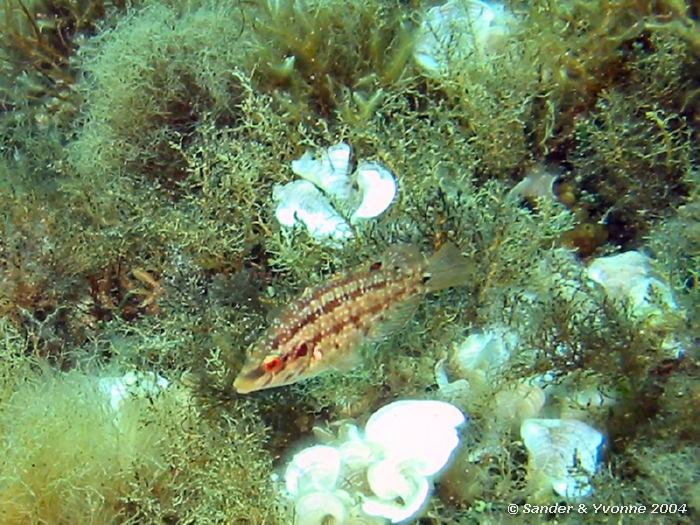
0, 0, 698, 523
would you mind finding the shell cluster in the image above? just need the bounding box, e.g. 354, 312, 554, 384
273, 142, 397, 246
433, 323, 611, 500
283, 400, 466, 524
414, 0, 516, 78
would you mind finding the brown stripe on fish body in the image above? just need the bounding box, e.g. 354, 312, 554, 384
282, 268, 424, 367
278, 273, 419, 382
275, 276, 374, 364
295, 273, 357, 311
265, 274, 358, 350
269, 268, 391, 352
289, 273, 360, 323
310, 270, 423, 364
263, 264, 424, 366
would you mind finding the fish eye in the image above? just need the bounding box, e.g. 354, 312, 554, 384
262, 355, 283, 373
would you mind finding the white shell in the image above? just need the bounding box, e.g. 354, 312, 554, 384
508, 165, 558, 202
520, 418, 604, 499
586, 251, 678, 321
492, 382, 546, 427
560, 386, 619, 421
363, 459, 431, 523
273, 180, 353, 245
587, 252, 687, 357
293, 490, 350, 525
449, 327, 516, 382
434, 358, 471, 402
414, 0, 514, 78
285, 445, 342, 497
571, 386, 618, 411
350, 161, 397, 223
98, 371, 169, 412
291, 142, 353, 200
336, 427, 376, 470
364, 400, 466, 477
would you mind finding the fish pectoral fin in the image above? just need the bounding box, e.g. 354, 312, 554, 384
328, 350, 362, 372
424, 242, 472, 292
265, 304, 286, 324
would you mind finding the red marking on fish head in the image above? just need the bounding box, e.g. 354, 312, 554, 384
262, 355, 284, 373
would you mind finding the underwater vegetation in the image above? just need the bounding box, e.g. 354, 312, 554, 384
0, 0, 699, 523
0, 0, 132, 167
0, 320, 285, 524
247, 0, 415, 122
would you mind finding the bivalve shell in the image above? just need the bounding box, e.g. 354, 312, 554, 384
414, 0, 515, 77
363, 459, 431, 523
285, 445, 343, 497
350, 161, 397, 223
294, 490, 350, 525
520, 418, 604, 499
364, 399, 466, 477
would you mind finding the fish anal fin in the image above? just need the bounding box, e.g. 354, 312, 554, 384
368, 295, 421, 342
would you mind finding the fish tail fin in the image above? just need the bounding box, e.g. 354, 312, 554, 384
424, 243, 472, 292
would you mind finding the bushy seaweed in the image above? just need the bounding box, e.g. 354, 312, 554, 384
246, 0, 416, 122
0, 321, 289, 524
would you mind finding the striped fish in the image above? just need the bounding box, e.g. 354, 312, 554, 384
233, 243, 470, 394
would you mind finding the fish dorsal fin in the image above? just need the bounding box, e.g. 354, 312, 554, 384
381, 244, 423, 271
265, 303, 288, 325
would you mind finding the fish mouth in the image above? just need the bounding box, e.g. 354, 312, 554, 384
233, 375, 257, 394
232, 379, 248, 394
233, 365, 267, 394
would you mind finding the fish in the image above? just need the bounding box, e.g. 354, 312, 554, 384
233, 243, 470, 394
